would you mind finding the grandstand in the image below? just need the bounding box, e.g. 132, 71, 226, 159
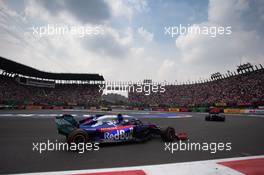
0, 57, 104, 108
129, 63, 264, 108
1, 56, 264, 110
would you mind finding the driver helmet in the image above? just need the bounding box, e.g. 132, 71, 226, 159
117, 113, 123, 123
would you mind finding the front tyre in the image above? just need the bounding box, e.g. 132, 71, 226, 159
161, 127, 176, 142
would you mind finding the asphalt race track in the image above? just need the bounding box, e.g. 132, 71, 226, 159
0, 110, 264, 174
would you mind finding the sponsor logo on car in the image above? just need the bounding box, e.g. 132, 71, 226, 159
100, 125, 134, 132
104, 127, 133, 141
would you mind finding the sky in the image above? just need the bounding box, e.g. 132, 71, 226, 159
0, 0, 264, 83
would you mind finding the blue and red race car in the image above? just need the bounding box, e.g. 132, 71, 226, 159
55, 114, 187, 144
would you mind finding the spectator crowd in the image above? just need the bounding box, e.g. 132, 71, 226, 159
1, 68, 264, 108
0, 76, 102, 106
129, 69, 264, 107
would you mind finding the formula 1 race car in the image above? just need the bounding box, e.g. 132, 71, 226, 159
205, 112, 225, 121
55, 114, 188, 144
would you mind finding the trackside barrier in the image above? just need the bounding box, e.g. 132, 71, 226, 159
224, 108, 244, 114
191, 107, 208, 112
52, 106, 64, 110
18, 105, 26, 110
42, 106, 53, 109
0, 105, 13, 110
152, 108, 166, 111
168, 108, 179, 112
244, 109, 264, 115
179, 108, 189, 112
225, 108, 264, 114
25, 105, 42, 110
191, 108, 199, 112
90, 107, 97, 110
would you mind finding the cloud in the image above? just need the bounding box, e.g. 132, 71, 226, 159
208, 0, 249, 26
83, 26, 133, 59
107, 0, 149, 21
0, 0, 139, 77
174, 0, 264, 80
0, 0, 264, 83
157, 59, 176, 80
137, 26, 153, 42
25, 0, 134, 59
38, 0, 111, 24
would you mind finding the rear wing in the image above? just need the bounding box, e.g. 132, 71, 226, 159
55, 114, 78, 136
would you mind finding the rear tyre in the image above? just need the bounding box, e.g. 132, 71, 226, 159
67, 129, 89, 144
161, 127, 176, 142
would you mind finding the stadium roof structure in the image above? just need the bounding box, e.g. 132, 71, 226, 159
0, 57, 104, 81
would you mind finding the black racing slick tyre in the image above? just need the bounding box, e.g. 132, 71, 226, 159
161, 127, 176, 142
67, 129, 89, 144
